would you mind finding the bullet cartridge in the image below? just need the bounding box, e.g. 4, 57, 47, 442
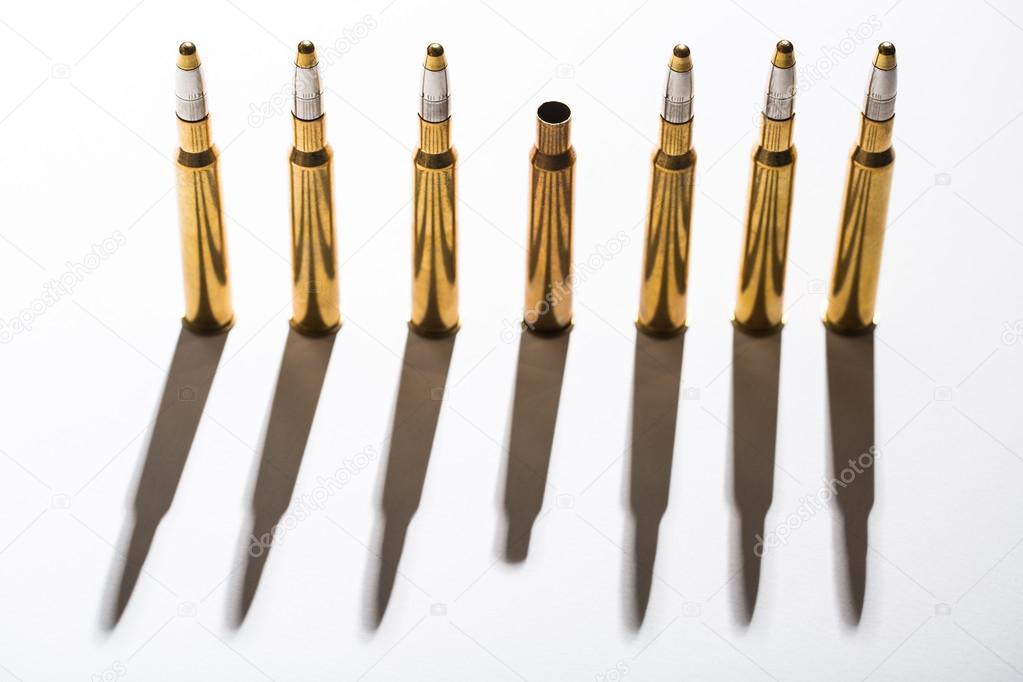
824, 43, 897, 334
411, 43, 459, 336
637, 45, 697, 336
733, 41, 797, 334
524, 101, 575, 334
175, 42, 234, 333
289, 41, 341, 335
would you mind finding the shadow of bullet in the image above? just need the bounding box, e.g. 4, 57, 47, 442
730, 327, 781, 624
368, 329, 455, 629
825, 329, 875, 625
626, 330, 684, 628
501, 329, 570, 563
234, 328, 335, 626
106, 327, 228, 627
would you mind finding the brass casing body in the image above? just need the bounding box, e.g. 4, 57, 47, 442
411, 117, 458, 336
733, 115, 796, 333
824, 116, 895, 333
637, 118, 696, 335
524, 111, 575, 333
176, 116, 234, 332
289, 115, 341, 335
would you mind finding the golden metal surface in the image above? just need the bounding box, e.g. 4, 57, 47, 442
824, 115, 895, 333
772, 40, 795, 68
637, 117, 696, 335
411, 115, 459, 336
733, 115, 796, 333
177, 42, 199, 70
874, 42, 896, 70
669, 44, 692, 73
424, 43, 447, 71
524, 102, 575, 334
289, 114, 341, 335
176, 115, 234, 333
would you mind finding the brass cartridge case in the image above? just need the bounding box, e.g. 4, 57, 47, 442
637, 118, 696, 335
289, 115, 341, 335
824, 116, 895, 333
733, 115, 796, 333
176, 115, 234, 333
411, 116, 458, 336
524, 101, 575, 334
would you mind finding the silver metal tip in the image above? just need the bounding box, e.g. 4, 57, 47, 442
293, 59, 323, 121
420, 57, 450, 122
175, 58, 207, 122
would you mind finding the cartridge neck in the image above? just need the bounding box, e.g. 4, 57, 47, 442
177, 116, 213, 153
536, 118, 571, 155
419, 116, 451, 154
759, 114, 793, 152
293, 114, 326, 153
857, 114, 894, 153
659, 118, 692, 156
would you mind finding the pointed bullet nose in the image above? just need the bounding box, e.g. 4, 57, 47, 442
669, 43, 692, 73
421, 42, 450, 122
177, 41, 200, 70
175, 41, 207, 121
424, 42, 447, 70
873, 41, 896, 70
771, 40, 795, 68
296, 40, 317, 68
293, 40, 323, 120
663, 44, 694, 123
864, 42, 897, 121
764, 40, 796, 120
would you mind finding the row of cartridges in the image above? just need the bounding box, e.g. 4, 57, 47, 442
173, 38, 897, 338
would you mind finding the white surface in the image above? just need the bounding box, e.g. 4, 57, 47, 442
0, 0, 1021, 680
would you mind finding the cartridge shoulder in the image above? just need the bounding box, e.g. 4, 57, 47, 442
414, 147, 456, 170
753, 145, 796, 167
653, 148, 696, 172
290, 145, 332, 168
530, 147, 575, 172
177, 145, 218, 169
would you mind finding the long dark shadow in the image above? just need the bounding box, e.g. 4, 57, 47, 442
235, 328, 335, 626
730, 327, 782, 624
106, 327, 228, 627
626, 331, 684, 628
825, 329, 875, 625
368, 329, 455, 629
501, 329, 570, 563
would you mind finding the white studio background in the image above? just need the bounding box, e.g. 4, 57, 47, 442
0, 0, 1020, 680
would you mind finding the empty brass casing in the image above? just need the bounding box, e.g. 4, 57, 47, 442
824, 116, 894, 333
637, 119, 696, 335
524, 102, 575, 334
411, 116, 458, 335
289, 115, 341, 335
733, 115, 796, 333
176, 116, 234, 333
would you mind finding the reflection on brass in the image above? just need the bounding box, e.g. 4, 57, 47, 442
638, 45, 696, 336
524, 101, 575, 334
825, 43, 898, 334
289, 42, 341, 335
175, 43, 233, 333
411, 43, 458, 336
733, 41, 797, 334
